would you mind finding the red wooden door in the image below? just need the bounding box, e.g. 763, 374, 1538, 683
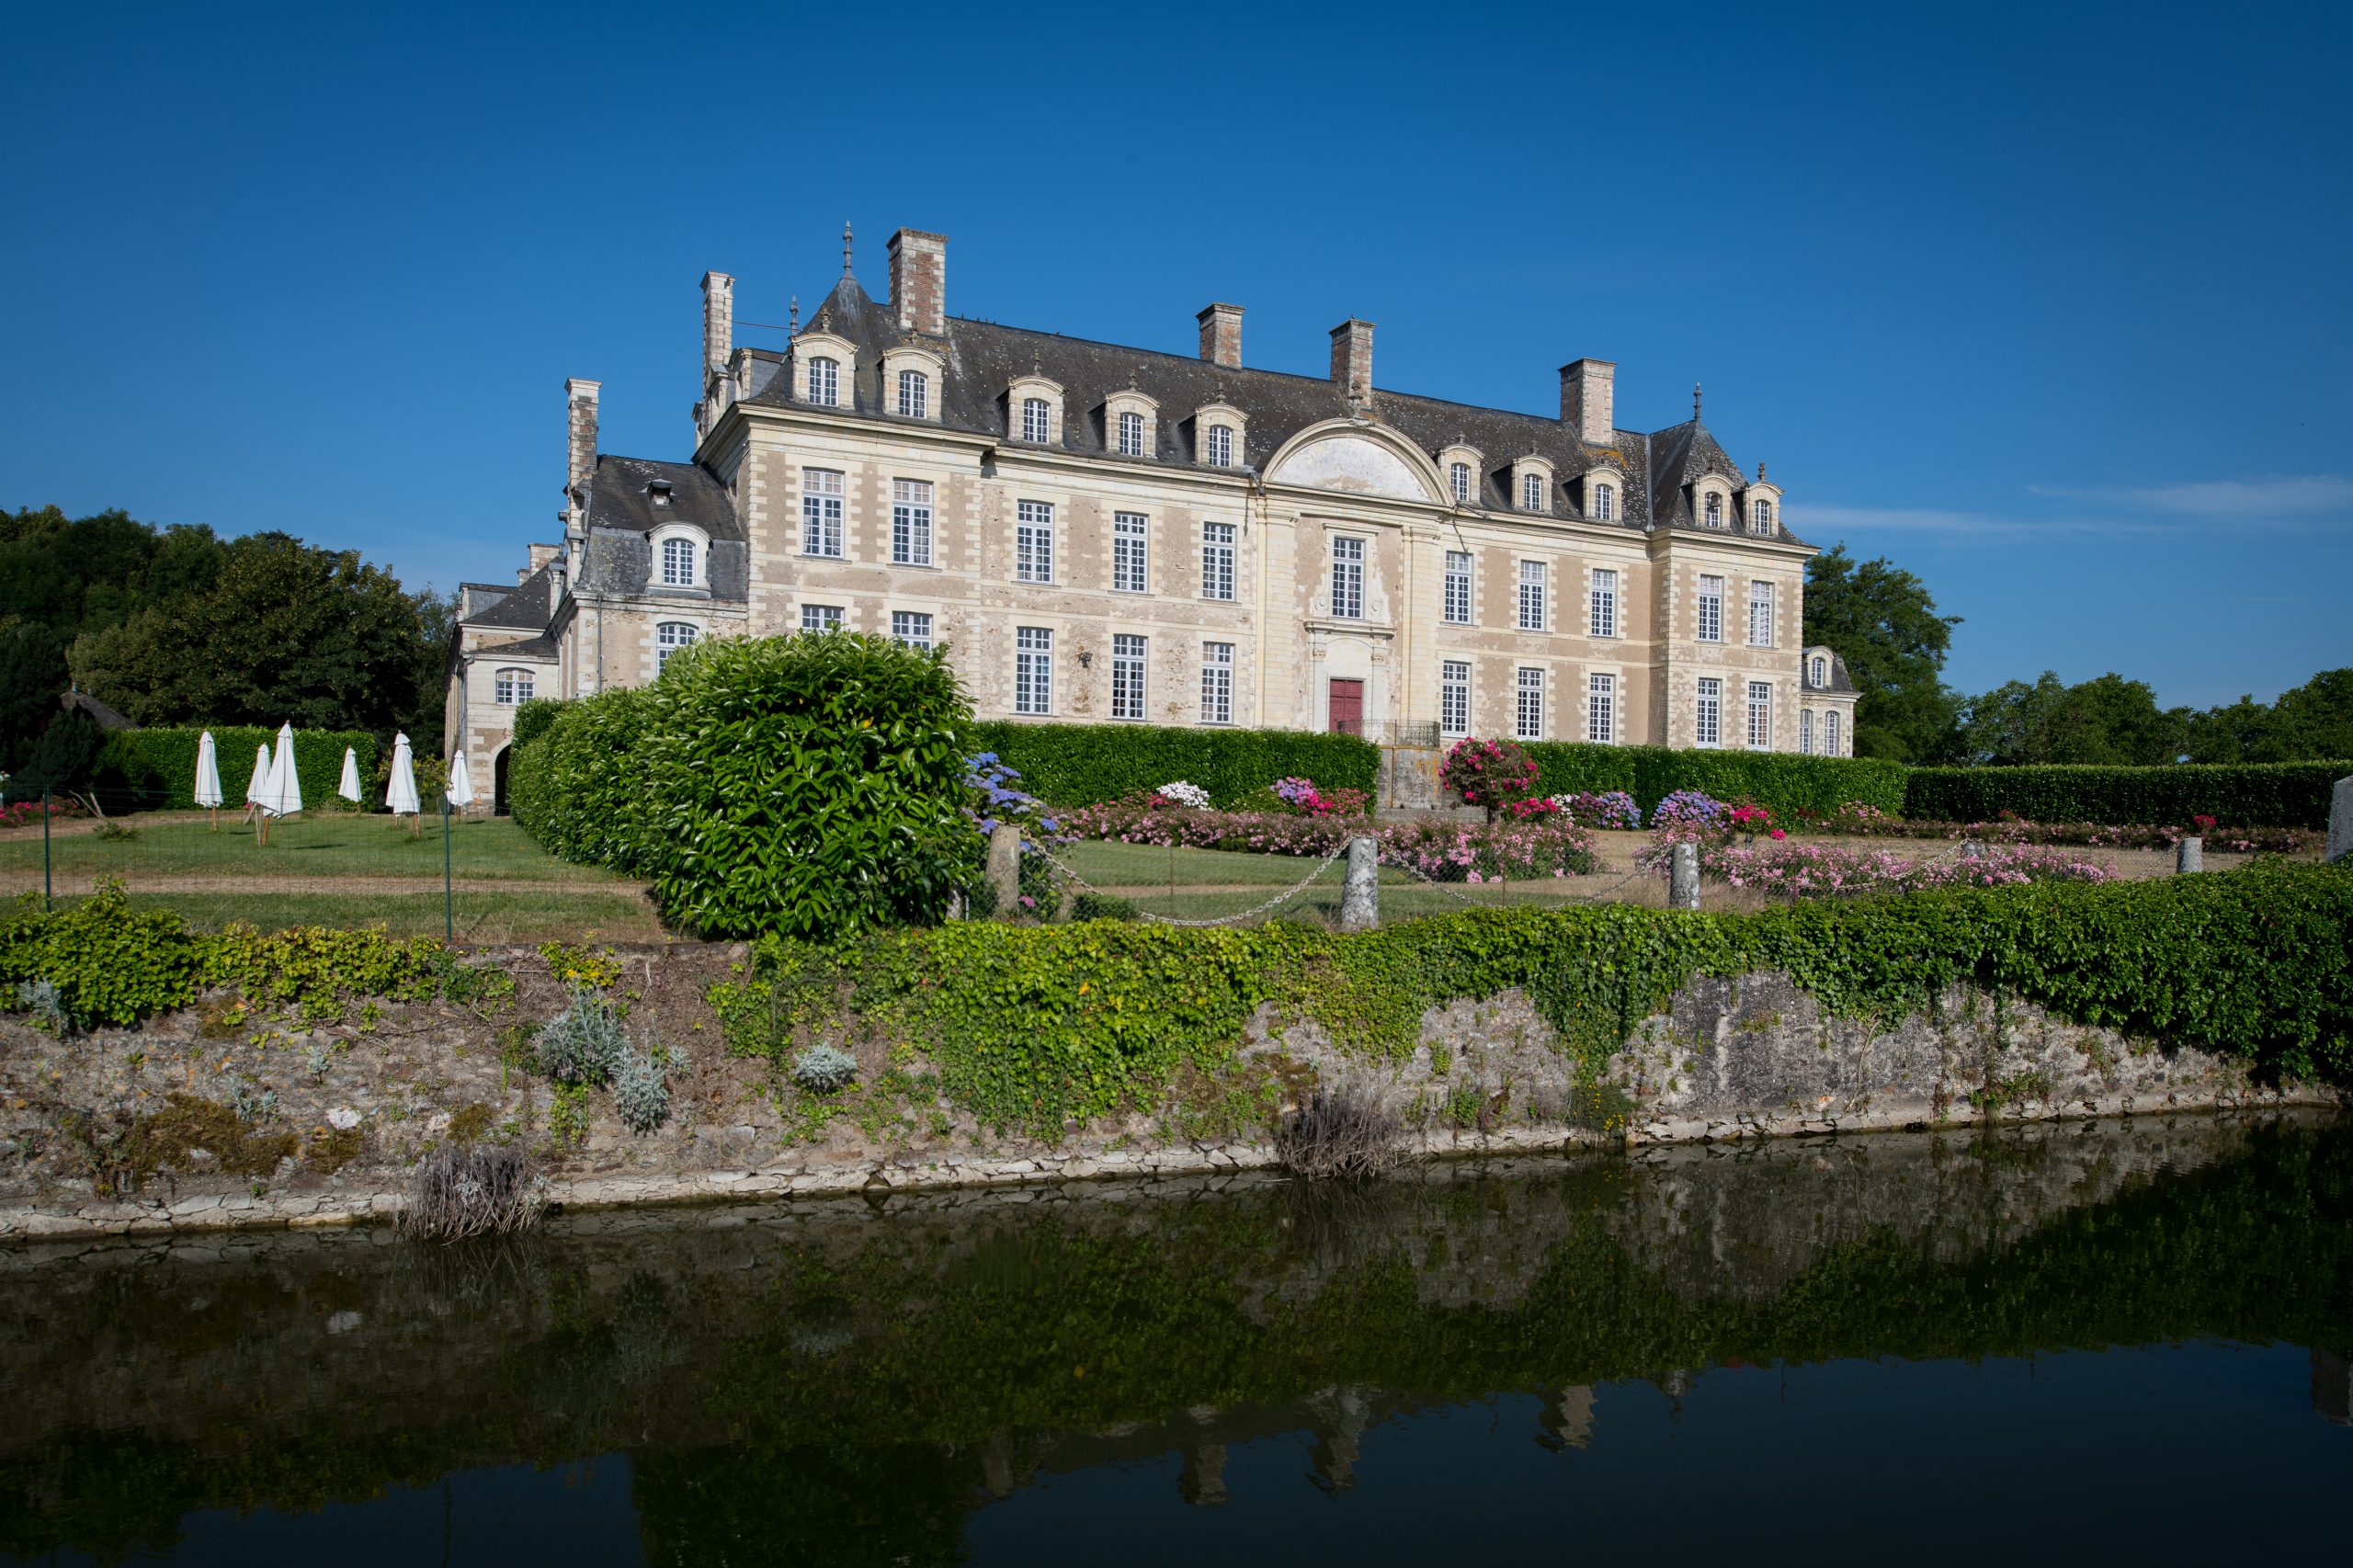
1328, 678, 1364, 735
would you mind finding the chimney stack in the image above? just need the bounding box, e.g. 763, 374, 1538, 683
565, 378, 600, 493
1561, 358, 1616, 444
888, 228, 948, 336
1329, 320, 1374, 403
1197, 302, 1244, 369
701, 272, 734, 381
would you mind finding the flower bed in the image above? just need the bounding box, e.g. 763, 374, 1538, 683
1062, 797, 1597, 880
1641, 838, 2117, 899
1802, 801, 2313, 854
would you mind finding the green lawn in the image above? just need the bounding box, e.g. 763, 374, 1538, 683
1051, 838, 1596, 926
0, 813, 631, 886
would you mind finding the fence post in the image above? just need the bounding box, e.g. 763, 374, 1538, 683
1960, 839, 1984, 859
2328, 776, 2352, 864
2175, 835, 2202, 875
987, 823, 1022, 918
1340, 837, 1380, 932
42, 787, 52, 913
442, 795, 454, 945
1669, 841, 1699, 911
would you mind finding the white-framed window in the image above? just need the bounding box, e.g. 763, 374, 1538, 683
655, 621, 699, 667
1015, 627, 1053, 714
1517, 560, 1546, 631
801, 604, 843, 634
1751, 498, 1774, 534
1826, 711, 1841, 756
1330, 537, 1364, 619
1117, 409, 1145, 457
801, 469, 844, 558
1592, 482, 1616, 521
1522, 472, 1547, 511
1704, 492, 1724, 528
1199, 641, 1233, 724
1111, 633, 1146, 721
892, 610, 933, 650
1449, 461, 1472, 504
1440, 660, 1471, 738
1697, 574, 1724, 642
807, 356, 839, 406
892, 479, 933, 566
1021, 396, 1050, 443
1695, 676, 1722, 747
1809, 655, 1827, 687
1801, 709, 1816, 754
1748, 580, 1774, 647
1514, 666, 1544, 740
660, 536, 696, 586
1016, 501, 1054, 584
1586, 673, 1616, 744
1747, 680, 1772, 750
1205, 424, 1234, 468
493, 667, 533, 705
897, 369, 928, 419
1201, 522, 1236, 601
1443, 551, 1472, 624
1113, 512, 1148, 594
1588, 568, 1619, 638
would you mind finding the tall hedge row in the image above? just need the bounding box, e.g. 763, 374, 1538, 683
506, 687, 660, 874
1904, 761, 2353, 827
88, 727, 380, 812
964, 722, 1380, 808
1520, 742, 1908, 817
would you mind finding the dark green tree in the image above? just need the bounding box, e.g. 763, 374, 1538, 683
2184, 668, 2353, 762
1801, 544, 1962, 761
1956, 671, 2190, 766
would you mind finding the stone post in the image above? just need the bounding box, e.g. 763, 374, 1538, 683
2328, 776, 2353, 864
1669, 842, 1700, 911
986, 823, 1022, 918
1960, 839, 1984, 859
1340, 836, 1380, 933
2176, 835, 2203, 875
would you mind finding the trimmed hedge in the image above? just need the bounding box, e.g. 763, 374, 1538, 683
1904, 761, 2353, 828
506, 687, 660, 874
1522, 742, 1907, 819
510, 697, 566, 750
964, 722, 1379, 809
90, 727, 380, 812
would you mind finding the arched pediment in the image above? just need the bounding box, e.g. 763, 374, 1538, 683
1267, 421, 1444, 503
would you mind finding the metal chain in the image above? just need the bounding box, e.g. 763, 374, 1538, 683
1036, 841, 1351, 928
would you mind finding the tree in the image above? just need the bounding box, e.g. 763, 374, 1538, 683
2184, 668, 2353, 762
1955, 671, 2189, 766
1802, 544, 1962, 762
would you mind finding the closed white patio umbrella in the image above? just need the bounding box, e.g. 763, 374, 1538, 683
242, 743, 271, 824
446, 749, 475, 813
194, 730, 223, 830
256, 722, 301, 843
337, 746, 363, 804
387, 733, 422, 838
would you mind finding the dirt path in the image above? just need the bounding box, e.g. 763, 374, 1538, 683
0, 874, 638, 897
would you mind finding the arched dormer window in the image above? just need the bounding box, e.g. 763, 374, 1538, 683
1703, 492, 1724, 528
493, 667, 533, 705
1592, 482, 1616, 520
808, 357, 839, 406
1522, 472, 1546, 511
1810, 655, 1826, 687
1511, 455, 1555, 516
1752, 498, 1774, 534
660, 537, 695, 587
1206, 425, 1234, 468
793, 330, 857, 408
897, 369, 928, 419
1450, 461, 1472, 503
1021, 397, 1050, 443
1438, 443, 1483, 507
1118, 410, 1145, 457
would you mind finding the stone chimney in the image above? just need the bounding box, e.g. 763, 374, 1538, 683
1329, 320, 1374, 402
1198, 302, 1244, 369
888, 228, 948, 336
1561, 358, 1616, 444
528, 542, 560, 571
565, 378, 600, 492
701, 272, 733, 381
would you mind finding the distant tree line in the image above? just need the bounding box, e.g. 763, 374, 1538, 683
0, 504, 452, 783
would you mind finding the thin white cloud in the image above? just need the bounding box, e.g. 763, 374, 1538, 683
1796, 472, 2353, 545
2029, 473, 2353, 520
1786, 504, 2165, 539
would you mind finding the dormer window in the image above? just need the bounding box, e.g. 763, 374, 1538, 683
1021, 396, 1050, 443
661, 537, 695, 586
1704, 492, 1724, 528
1810, 655, 1826, 687
1522, 472, 1545, 511
897, 369, 928, 419
1592, 483, 1616, 520
1751, 498, 1774, 534
1118, 410, 1145, 457
647, 480, 673, 507
1450, 461, 1472, 504
1206, 425, 1234, 468
808, 357, 839, 406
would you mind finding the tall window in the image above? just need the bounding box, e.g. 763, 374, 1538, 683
1809, 655, 1826, 687
1330, 537, 1364, 619
1113, 512, 1149, 594
807, 357, 839, 406
1746, 680, 1772, 750
1111, 633, 1146, 721
1592, 482, 1615, 521
1205, 425, 1234, 468
1587, 673, 1616, 744
892, 479, 933, 566
1703, 493, 1723, 528
892, 610, 933, 650
801, 604, 843, 634
1695, 676, 1722, 747
655, 621, 698, 667
1751, 499, 1774, 534
1697, 574, 1724, 642
1021, 396, 1050, 443
494, 667, 532, 705
1747, 580, 1774, 647
1015, 627, 1053, 714
1199, 642, 1233, 724
1440, 661, 1471, 738
1588, 569, 1619, 638
660, 537, 696, 586
1801, 710, 1816, 754
1826, 711, 1841, 756
896, 369, 928, 419
1016, 501, 1054, 584
1117, 410, 1145, 457
1522, 472, 1547, 511
801, 469, 844, 558
1201, 522, 1236, 601
1443, 551, 1472, 624
1515, 667, 1544, 741
1449, 461, 1472, 503
1517, 560, 1545, 631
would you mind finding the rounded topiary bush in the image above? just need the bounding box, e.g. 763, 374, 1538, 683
642, 632, 978, 939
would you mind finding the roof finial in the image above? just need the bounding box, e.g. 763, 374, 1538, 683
788, 295, 800, 336
1756, 460, 1767, 482
842, 222, 854, 277
1693, 382, 1703, 422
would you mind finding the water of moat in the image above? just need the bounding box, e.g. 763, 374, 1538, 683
4, 1114, 2349, 1566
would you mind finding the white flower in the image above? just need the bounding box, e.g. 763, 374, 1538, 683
1156, 780, 1212, 810
325, 1106, 361, 1131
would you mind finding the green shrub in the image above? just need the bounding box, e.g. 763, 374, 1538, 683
506, 686, 661, 872
534, 983, 627, 1085
1904, 761, 2352, 827
510, 697, 566, 750
964, 721, 1379, 808
91, 726, 379, 812
1521, 743, 1906, 819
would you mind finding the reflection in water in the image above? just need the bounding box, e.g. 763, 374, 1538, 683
1, 1114, 2348, 1564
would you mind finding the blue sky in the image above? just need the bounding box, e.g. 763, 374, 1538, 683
3, 1, 2347, 707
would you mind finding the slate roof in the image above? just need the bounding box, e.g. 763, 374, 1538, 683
1803, 648, 1859, 695
580, 453, 740, 542
464, 563, 556, 630
473, 629, 560, 662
